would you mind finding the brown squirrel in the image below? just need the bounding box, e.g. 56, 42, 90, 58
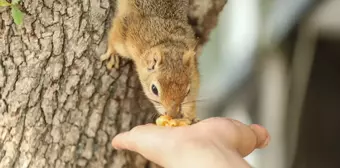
100, 0, 200, 125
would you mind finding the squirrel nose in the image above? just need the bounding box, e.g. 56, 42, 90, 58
171, 104, 180, 113
165, 107, 179, 114
165, 111, 182, 118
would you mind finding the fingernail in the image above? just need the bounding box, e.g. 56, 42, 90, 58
251, 124, 270, 148
256, 125, 270, 148
112, 141, 126, 151
112, 136, 123, 150
112, 141, 119, 150
260, 134, 270, 148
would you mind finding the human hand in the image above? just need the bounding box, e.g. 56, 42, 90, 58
112, 117, 270, 168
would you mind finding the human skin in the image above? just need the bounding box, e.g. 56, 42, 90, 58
112, 117, 270, 168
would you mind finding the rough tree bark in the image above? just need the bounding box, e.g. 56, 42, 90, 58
0, 0, 227, 167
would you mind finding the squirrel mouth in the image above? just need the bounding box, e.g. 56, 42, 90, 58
151, 102, 183, 119
164, 112, 183, 119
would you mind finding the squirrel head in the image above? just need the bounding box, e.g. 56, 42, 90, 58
136, 45, 200, 119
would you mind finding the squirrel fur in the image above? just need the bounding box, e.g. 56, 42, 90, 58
100, 0, 200, 124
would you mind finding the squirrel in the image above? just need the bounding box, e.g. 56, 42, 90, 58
100, 0, 200, 125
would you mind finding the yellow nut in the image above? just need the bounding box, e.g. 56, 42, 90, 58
156, 115, 172, 126
178, 121, 190, 126
168, 120, 178, 127
156, 115, 194, 127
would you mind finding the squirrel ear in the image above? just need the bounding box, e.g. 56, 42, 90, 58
183, 49, 196, 67
183, 40, 199, 67
146, 48, 162, 71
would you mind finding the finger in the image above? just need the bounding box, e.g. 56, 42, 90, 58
196, 117, 270, 157
235, 123, 270, 157
112, 124, 173, 165
112, 124, 166, 151
112, 131, 130, 150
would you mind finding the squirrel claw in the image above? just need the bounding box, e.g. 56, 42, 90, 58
114, 55, 120, 69
101, 52, 120, 70
106, 61, 114, 70
191, 118, 200, 124
100, 52, 111, 61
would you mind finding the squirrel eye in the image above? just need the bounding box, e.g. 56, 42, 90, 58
151, 84, 159, 96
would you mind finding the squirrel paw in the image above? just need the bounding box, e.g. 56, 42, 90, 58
100, 52, 120, 70
192, 118, 200, 124
100, 52, 111, 61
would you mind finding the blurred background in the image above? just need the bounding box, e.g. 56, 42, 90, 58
196, 0, 340, 168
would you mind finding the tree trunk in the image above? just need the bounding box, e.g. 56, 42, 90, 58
0, 0, 227, 167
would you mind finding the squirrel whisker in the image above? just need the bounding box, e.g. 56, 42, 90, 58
182, 98, 208, 104
148, 112, 161, 121
148, 98, 161, 104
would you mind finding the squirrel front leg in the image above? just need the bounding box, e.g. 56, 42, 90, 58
101, 19, 129, 70
100, 47, 120, 70
182, 103, 200, 125
100, 25, 120, 69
